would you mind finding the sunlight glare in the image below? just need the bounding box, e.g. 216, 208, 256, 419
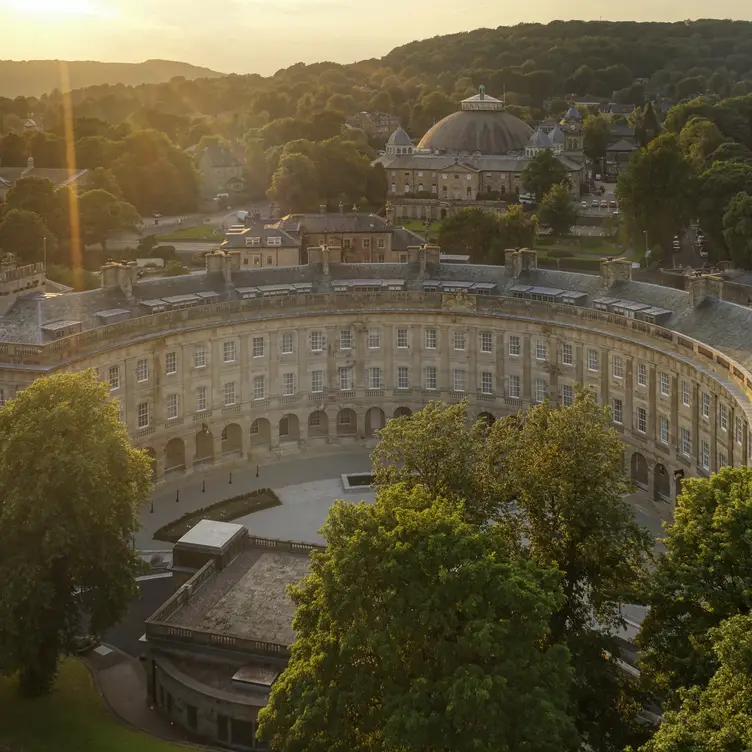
1, 0, 112, 16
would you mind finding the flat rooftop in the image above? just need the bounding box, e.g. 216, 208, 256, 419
166, 546, 311, 647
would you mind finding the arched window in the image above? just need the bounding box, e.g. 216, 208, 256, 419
404, 184, 410, 193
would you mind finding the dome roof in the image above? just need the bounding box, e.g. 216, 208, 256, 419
417, 109, 533, 155
528, 129, 551, 148
549, 125, 565, 144
565, 106, 582, 121
387, 127, 412, 147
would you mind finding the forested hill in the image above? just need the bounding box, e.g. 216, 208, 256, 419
0, 59, 223, 99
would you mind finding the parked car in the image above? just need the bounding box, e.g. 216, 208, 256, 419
609, 200, 617, 208
580, 201, 588, 209
600, 200, 608, 208
591, 200, 600, 208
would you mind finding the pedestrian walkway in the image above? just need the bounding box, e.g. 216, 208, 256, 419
136, 449, 372, 549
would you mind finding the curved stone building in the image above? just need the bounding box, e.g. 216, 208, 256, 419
375, 87, 587, 221
0, 247, 749, 506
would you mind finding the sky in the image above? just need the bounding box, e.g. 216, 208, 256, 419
0, 0, 751, 75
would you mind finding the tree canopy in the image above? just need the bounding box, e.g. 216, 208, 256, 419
257, 483, 577, 752
0, 371, 152, 696
539, 182, 578, 236
521, 149, 568, 203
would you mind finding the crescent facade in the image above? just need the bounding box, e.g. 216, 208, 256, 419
0, 246, 750, 504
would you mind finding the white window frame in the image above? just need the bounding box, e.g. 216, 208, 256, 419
281, 332, 294, 354
612, 398, 623, 424
397, 366, 409, 390
223, 340, 236, 363
396, 328, 408, 349
702, 391, 710, 419
195, 386, 207, 412
368, 329, 381, 349
660, 415, 669, 444
480, 331, 493, 354
194, 345, 208, 369
311, 331, 324, 352
453, 369, 466, 393
282, 372, 295, 396
338, 366, 353, 391
137, 401, 149, 429
252, 337, 264, 358
660, 372, 670, 397
587, 349, 599, 373
424, 328, 437, 350
136, 358, 149, 382
561, 343, 573, 366
108, 365, 120, 390
682, 381, 691, 406
453, 330, 466, 351
253, 375, 265, 400
368, 367, 383, 390
637, 406, 647, 434
424, 366, 437, 390
481, 371, 493, 394
637, 363, 647, 387
612, 356, 624, 380
562, 384, 573, 407
223, 381, 236, 406
508, 374, 521, 399
534, 378, 547, 403
535, 340, 547, 361
310, 370, 324, 393
166, 393, 179, 420
339, 329, 352, 350
701, 439, 710, 470
720, 404, 728, 431
681, 427, 692, 456
509, 335, 520, 356
735, 417, 744, 445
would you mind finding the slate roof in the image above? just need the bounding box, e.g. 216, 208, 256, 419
607, 139, 638, 153
376, 152, 584, 173
221, 222, 300, 249
279, 213, 392, 234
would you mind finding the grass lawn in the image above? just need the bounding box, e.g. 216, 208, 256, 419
0, 659, 184, 752
537, 239, 622, 256
158, 225, 221, 242
400, 219, 442, 240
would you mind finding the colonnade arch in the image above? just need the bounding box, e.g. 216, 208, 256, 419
631, 452, 649, 490
221, 423, 243, 456
654, 463, 671, 502
165, 438, 186, 473
144, 447, 157, 481
250, 418, 271, 448
337, 408, 358, 436
279, 413, 300, 442
195, 428, 214, 465
393, 406, 412, 419
365, 406, 386, 437
308, 410, 328, 439
477, 411, 495, 426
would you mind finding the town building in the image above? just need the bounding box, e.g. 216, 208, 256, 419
0, 156, 88, 202
346, 111, 401, 136
375, 89, 586, 221
196, 143, 245, 201
222, 210, 429, 265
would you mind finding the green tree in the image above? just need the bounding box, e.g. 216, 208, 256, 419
639, 615, 752, 752
632, 102, 662, 148
678, 117, 725, 169
257, 483, 577, 752
77, 189, 141, 251
539, 182, 578, 236
373, 395, 653, 750
1, 176, 67, 239
163, 260, 189, 276
521, 149, 568, 203
0, 371, 152, 696
583, 114, 611, 176
497, 203, 538, 252
437, 207, 501, 262
0, 208, 56, 263
267, 153, 319, 213
85, 166, 123, 198
638, 467, 752, 700
617, 133, 696, 253
722, 191, 752, 267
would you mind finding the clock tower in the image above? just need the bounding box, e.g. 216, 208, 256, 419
560, 105, 583, 153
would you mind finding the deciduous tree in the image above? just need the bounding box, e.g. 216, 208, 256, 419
257, 483, 577, 752
0, 371, 152, 696
539, 182, 578, 236
78, 189, 141, 250
522, 149, 568, 203
583, 114, 611, 175
722, 191, 752, 267
437, 207, 502, 263
637, 467, 752, 700
267, 152, 319, 213
0, 208, 56, 263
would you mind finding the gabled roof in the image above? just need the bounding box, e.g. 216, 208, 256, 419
607, 139, 638, 153
281, 213, 392, 234
221, 222, 300, 249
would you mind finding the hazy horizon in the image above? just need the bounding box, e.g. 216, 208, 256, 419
1, 1, 752, 77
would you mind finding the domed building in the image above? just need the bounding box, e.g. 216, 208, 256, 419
375, 87, 586, 222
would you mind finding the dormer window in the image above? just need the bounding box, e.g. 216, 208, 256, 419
245, 237, 261, 246
267, 236, 281, 246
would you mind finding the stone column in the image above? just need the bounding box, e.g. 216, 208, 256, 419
522, 334, 531, 400
671, 373, 680, 454
648, 364, 658, 443
692, 382, 700, 466
624, 357, 634, 432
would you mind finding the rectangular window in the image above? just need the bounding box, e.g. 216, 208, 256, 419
338, 366, 353, 391
310, 370, 323, 393
682, 381, 691, 406
424, 328, 437, 349
363, 238, 371, 249
660, 415, 670, 444
612, 398, 623, 424
535, 378, 547, 403
223, 381, 236, 406
719, 452, 727, 468
364, 367, 380, 390
136, 358, 149, 382
535, 340, 547, 361
508, 374, 521, 398
223, 341, 236, 363
735, 417, 744, 445
196, 386, 207, 412
480, 331, 493, 353
561, 343, 573, 366
701, 439, 710, 470
166, 393, 179, 420
720, 404, 728, 431
281, 332, 294, 354
453, 369, 466, 392
396, 328, 408, 348
311, 331, 324, 352
562, 384, 574, 407
702, 392, 710, 418
339, 329, 352, 350
282, 372, 295, 396
660, 372, 670, 397
637, 406, 647, 433
681, 427, 692, 456
587, 349, 599, 372
165, 352, 177, 376
509, 335, 520, 356
397, 366, 409, 390
612, 356, 624, 380
481, 371, 493, 394
108, 365, 120, 390
637, 363, 647, 387
194, 345, 208, 368
368, 329, 380, 349
453, 330, 466, 351
424, 366, 437, 390
252, 337, 264, 358
253, 375, 265, 400
137, 401, 149, 429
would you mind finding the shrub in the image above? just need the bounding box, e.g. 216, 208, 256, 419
558, 256, 602, 271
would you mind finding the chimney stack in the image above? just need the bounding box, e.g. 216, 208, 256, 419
599, 258, 632, 289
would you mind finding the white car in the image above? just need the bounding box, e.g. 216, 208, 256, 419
580, 201, 588, 209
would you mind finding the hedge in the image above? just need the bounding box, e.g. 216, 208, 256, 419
153, 487, 282, 543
